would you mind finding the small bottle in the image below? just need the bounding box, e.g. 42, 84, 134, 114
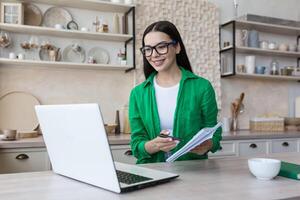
270, 59, 279, 75
115, 110, 120, 135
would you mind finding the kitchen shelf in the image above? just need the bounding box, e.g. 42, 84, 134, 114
8, 0, 134, 13
235, 20, 300, 35
236, 46, 300, 58
0, 23, 133, 42
234, 73, 300, 81
0, 58, 131, 71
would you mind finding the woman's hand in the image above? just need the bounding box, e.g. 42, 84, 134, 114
190, 139, 213, 155
145, 130, 177, 154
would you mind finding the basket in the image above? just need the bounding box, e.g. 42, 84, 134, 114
250, 117, 284, 132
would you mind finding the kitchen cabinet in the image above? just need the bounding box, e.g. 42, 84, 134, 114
0, 0, 136, 71
271, 139, 298, 153
238, 140, 268, 156
219, 20, 300, 81
0, 147, 51, 174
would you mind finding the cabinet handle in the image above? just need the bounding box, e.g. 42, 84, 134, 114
282, 142, 289, 147
219, 146, 223, 150
15, 154, 29, 160
124, 150, 132, 156
249, 143, 257, 149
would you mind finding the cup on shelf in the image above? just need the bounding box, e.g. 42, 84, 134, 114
9, 52, 16, 59
54, 24, 65, 30
222, 117, 231, 132
289, 44, 297, 52
80, 27, 89, 32
268, 42, 278, 50
248, 30, 259, 48
17, 53, 25, 60
255, 66, 266, 74
259, 40, 269, 49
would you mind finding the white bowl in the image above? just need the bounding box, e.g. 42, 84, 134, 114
248, 158, 281, 180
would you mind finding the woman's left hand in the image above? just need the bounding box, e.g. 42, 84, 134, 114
190, 139, 213, 155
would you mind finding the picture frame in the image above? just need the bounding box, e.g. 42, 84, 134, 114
1, 2, 24, 24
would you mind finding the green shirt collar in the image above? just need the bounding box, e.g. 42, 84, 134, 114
142, 66, 197, 88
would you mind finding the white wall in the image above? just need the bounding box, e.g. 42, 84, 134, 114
208, 0, 300, 23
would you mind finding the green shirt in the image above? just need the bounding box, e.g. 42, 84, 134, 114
129, 67, 222, 164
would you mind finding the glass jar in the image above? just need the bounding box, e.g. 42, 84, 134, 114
270, 59, 279, 75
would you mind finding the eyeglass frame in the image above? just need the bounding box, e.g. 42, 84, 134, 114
140, 40, 177, 57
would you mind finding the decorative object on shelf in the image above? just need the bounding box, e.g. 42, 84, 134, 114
117, 48, 126, 64
80, 27, 89, 32
87, 47, 110, 64
48, 48, 61, 62
268, 41, 277, 50
223, 41, 230, 48
250, 117, 284, 132
87, 56, 96, 64
0, 91, 40, 133
270, 59, 279, 75
110, 0, 121, 3
39, 42, 61, 61
93, 16, 100, 32
43, 6, 72, 28
62, 44, 86, 63
24, 3, 42, 26
255, 66, 266, 74
29, 35, 39, 60
259, 40, 269, 50
278, 43, 289, 51
67, 20, 78, 30
236, 29, 248, 47
124, 0, 133, 4
280, 66, 294, 76
112, 13, 120, 34
236, 64, 245, 73
230, 92, 245, 131
0, 31, 11, 48
245, 55, 255, 74
114, 110, 121, 135
54, 23, 65, 30
0, 2, 24, 24
104, 123, 117, 135
233, 0, 238, 19
221, 117, 231, 133
248, 30, 259, 48
289, 44, 297, 52
8, 52, 16, 59
17, 53, 25, 60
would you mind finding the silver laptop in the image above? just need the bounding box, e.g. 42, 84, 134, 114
35, 103, 178, 193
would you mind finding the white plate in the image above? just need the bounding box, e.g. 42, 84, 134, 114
62, 44, 86, 63
43, 7, 72, 28
24, 3, 43, 26
87, 47, 110, 64
0, 92, 40, 132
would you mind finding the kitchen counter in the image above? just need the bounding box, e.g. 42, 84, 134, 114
0, 152, 299, 200
1, 130, 300, 148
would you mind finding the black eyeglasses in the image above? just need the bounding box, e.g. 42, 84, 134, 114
140, 40, 177, 57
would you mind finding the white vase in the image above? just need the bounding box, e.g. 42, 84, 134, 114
245, 55, 255, 74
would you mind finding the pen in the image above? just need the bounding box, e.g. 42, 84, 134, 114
158, 134, 181, 141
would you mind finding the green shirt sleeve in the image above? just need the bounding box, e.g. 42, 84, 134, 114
200, 81, 222, 153
129, 89, 152, 161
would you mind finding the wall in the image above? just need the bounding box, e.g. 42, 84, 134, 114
208, 0, 300, 129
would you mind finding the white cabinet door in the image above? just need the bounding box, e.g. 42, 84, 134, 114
271, 139, 298, 153
110, 145, 136, 164
238, 141, 268, 156
0, 148, 51, 174
209, 141, 237, 158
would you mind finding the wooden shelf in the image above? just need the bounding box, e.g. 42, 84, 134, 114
0, 58, 131, 71
7, 0, 134, 13
234, 73, 300, 81
236, 46, 300, 58
235, 20, 300, 35
0, 23, 133, 42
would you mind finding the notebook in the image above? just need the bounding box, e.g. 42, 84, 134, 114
278, 161, 300, 180
35, 103, 179, 193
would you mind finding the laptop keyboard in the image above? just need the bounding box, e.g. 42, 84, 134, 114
116, 170, 152, 185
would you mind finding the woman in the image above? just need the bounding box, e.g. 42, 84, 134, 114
129, 21, 222, 164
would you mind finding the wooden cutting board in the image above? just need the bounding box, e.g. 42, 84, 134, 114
0, 91, 40, 132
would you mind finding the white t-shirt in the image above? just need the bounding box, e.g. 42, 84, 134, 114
154, 76, 179, 135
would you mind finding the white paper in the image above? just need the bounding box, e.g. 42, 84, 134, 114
166, 122, 222, 162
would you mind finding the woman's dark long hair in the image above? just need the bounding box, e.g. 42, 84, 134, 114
141, 21, 192, 79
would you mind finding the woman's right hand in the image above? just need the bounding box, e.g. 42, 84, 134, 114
145, 131, 177, 154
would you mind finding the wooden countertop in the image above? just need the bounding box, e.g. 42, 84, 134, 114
0, 152, 299, 199
1, 130, 300, 149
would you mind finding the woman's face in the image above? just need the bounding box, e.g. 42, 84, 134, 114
143, 31, 180, 73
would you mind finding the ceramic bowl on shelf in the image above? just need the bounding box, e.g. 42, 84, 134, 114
248, 158, 281, 180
